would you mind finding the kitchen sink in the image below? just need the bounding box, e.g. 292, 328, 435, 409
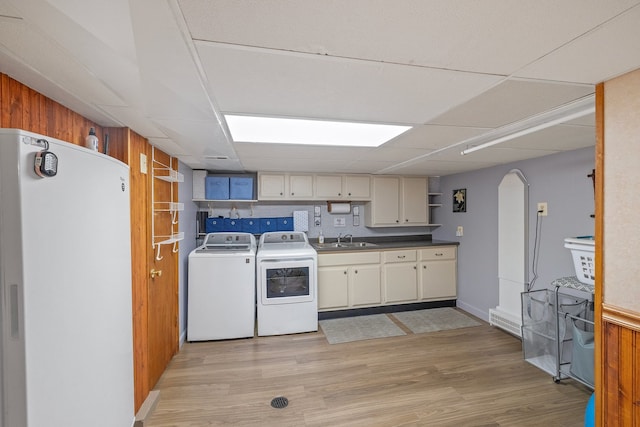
328, 241, 378, 248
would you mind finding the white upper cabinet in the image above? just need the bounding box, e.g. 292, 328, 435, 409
258, 173, 287, 199
315, 174, 371, 200
344, 175, 371, 199
365, 176, 429, 227
289, 174, 314, 199
258, 172, 314, 200
315, 175, 344, 199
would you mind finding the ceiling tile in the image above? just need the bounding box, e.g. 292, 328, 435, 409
499, 124, 595, 151
181, 0, 639, 74
514, 5, 640, 84
387, 125, 490, 150
430, 78, 594, 128
355, 147, 430, 162
195, 42, 504, 124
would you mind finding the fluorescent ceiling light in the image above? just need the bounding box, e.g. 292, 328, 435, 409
460, 94, 595, 155
224, 115, 411, 147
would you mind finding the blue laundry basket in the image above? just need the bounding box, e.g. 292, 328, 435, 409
584, 392, 594, 427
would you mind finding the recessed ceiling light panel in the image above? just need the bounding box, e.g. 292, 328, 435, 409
224, 115, 411, 147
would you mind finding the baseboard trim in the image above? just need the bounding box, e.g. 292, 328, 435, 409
456, 300, 489, 323
134, 390, 160, 427
318, 300, 456, 320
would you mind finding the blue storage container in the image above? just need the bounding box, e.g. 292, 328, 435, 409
223, 218, 242, 232
230, 177, 254, 200
241, 218, 260, 234
277, 217, 294, 231
260, 218, 277, 233
205, 176, 230, 200
205, 218, 225, 233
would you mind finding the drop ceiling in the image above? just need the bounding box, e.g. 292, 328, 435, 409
1, 0, 640, 175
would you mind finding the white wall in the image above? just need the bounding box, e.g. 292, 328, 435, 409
432, 147, 595, 321
604, 68, 640, 312
178, 163, 198, 344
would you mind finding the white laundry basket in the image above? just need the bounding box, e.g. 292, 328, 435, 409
564, 237, 595, 285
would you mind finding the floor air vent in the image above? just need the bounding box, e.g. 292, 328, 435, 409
271, 396, 289, 409
489, 309, 522, 337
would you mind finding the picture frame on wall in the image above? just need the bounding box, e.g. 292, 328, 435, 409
453, 188, 466, 212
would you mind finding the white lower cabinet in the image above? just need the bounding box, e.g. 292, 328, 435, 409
350, 264, 382, 306
382, 249, 418, 303
318, 245, 457, 312
418, 246, 457, 300
317, 266, 349, 309
318, 252, 381, 311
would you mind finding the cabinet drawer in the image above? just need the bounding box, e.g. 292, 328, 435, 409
318, 251, 380, 267
382, 249, 417, 263
419, 246, 456, 261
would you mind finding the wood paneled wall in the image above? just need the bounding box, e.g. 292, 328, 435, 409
1, 74, 104, 149
1, 73, 178, 413
601, 306, 640, 425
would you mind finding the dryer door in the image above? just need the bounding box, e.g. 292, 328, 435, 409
258, 258, 315, 305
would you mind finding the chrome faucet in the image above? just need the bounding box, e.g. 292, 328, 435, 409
343, 234, 353, 243
337, 233, 343, 244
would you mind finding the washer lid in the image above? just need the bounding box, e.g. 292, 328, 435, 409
201, 232, 256, 251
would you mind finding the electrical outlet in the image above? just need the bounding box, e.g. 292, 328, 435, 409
537, 202, 548, 216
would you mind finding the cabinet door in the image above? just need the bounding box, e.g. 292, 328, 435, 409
383, 262, 418, 303
368, 176, 400, 226
344, 175, 371, 199
259, 174, 286, 199
419, 260, 457, 300
289, 174, 314, 198
350, 264, 381, 306
402, 177, 428, 225
315, 175, 343, 198
318, 266, 349, 310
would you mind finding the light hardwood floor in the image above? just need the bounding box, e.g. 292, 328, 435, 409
147, 312, 591, 426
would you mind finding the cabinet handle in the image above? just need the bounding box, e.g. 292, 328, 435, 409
344, 270, 347, 274
397, 255, 406, 259
413, 266, 416, 270
396, 219, 399, 223
423, 265, 426, 269
348, 192, 352, 196
279, 192, 283, 196
338, 192, 342, 196
354, 270, 358, 274
436, 253, 443, 256
291, 192, 294, 196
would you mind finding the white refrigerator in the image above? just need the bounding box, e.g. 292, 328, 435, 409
0, 129, 135, 426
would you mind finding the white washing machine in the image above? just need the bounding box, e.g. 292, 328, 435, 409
187, 232, 256, 341
256, 231, 318, 336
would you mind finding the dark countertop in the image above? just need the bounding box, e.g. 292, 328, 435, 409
311, 234, 459, 253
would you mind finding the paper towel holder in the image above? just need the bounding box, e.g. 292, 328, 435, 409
327, 201, 351, 214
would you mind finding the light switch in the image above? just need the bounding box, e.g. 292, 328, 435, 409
456, 226, 463, 237
140, 153, 147, 174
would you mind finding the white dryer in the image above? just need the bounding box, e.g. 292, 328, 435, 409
256, 231, 318, 336
188, 232, 256, 341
